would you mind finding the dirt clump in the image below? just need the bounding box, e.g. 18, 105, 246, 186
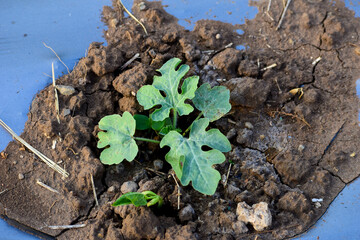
1, 0, 360, 239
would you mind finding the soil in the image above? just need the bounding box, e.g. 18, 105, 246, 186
1, 0, 360, 239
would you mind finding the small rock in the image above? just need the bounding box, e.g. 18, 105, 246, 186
13, 160, 17, 165
18, 173, 24, 180
139, 2, 147, 11
314, 202, 321, 208
56, 85, 76, 96
121, 181, 138, 194
225, 184, 241, 200
19, 155, 24, 159
298, 144, 305, 152
259, 134, 265, 140
245, 122, 254, 129
215, 33, 221, 39
62, 108, 71, 117
179, 204, 195, 222
153, 159, 163, 171
236, 201, 272, 231
107, 186, 115, 193
226, 128, 237, 140
232, 220, 248, 234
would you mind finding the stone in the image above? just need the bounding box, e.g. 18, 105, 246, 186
107, 186, 115, 193
232, 220, 248, 234
120, 181, 138, 194
153, 159, 164, 171
244, 122, 254, 129
18, 173, 24, 180
62, 108, 71, 117
179, 204, 195, 222
236, 202, 272, 231
56, 85, 76, 96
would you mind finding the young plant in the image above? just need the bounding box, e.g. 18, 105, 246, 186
97, 58, 232, 195
112, 191, 163, 207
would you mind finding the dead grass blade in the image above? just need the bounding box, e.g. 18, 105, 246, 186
0, 119, 69, 178
118, 0, 148, 35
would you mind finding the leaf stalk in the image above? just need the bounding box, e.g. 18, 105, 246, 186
134, 137, 160, 144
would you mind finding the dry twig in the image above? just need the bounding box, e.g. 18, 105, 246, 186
36, 179, 60, 194
121, 53, 140, 71
43, 42, 70, 74
118, 0, 148, 35
171, 173, 181, 210
47, 224, 86, 230
276, 0, 292, 30
90, 173, 99, 206
269, 110, 311, 128
0, 119, 69, 178
52, 63, 60, 124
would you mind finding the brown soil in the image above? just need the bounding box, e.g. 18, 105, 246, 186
1, 0, 360, 239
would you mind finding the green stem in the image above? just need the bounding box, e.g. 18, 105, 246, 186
134, 137, 160, 144
183, 112, 203, 136
172, 109, 178, 129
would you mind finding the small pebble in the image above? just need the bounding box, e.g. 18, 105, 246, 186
259, 135, 265, 140
139, 2, 147, 11
19, 155, 24, 159
107, 186, 115, 193
18, 173, 24, 180
215, 33, 221, 39
226, 128, 237, 140
62, 108, 71, 117
314, 202, 321, 208
121, 181, 138, 194
56, 85, 76, 96
245, 122, 254, 129
179, 204, 195, 222
153, 159, 163, 171
298, 144, 305, 152
13, 160, 17, 165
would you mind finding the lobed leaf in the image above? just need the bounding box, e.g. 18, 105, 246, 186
97, 112, 138, 165
193, 83, 231, 122
137, 58, 199, 121
160, 118, 231, 195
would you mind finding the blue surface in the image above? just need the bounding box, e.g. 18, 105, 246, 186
0, 1, 359, 239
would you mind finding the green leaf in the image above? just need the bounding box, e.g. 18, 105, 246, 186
137, 58, 199, 121
97, 112, 138, 165
112, 192, 148, 207
112, 191, 163, 207
193, 83, 231, 122
150, 117, 171, 131
134, 114, 150, 130
160, 118, 231, 195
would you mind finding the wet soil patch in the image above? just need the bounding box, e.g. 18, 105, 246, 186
1, 0, 360, 239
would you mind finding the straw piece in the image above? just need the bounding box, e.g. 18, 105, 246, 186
118, 0, 148, 35
0, 119, 69, 178
52, 63, 60, 124
276, 0, 292, 30
36, 179, 60, 194
47, 224, 86, 230
90, 173, 99, 206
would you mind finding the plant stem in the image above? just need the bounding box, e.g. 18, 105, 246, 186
183, 112, 203, 136
133, 137, 160, 144
172, 108, 178, 129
